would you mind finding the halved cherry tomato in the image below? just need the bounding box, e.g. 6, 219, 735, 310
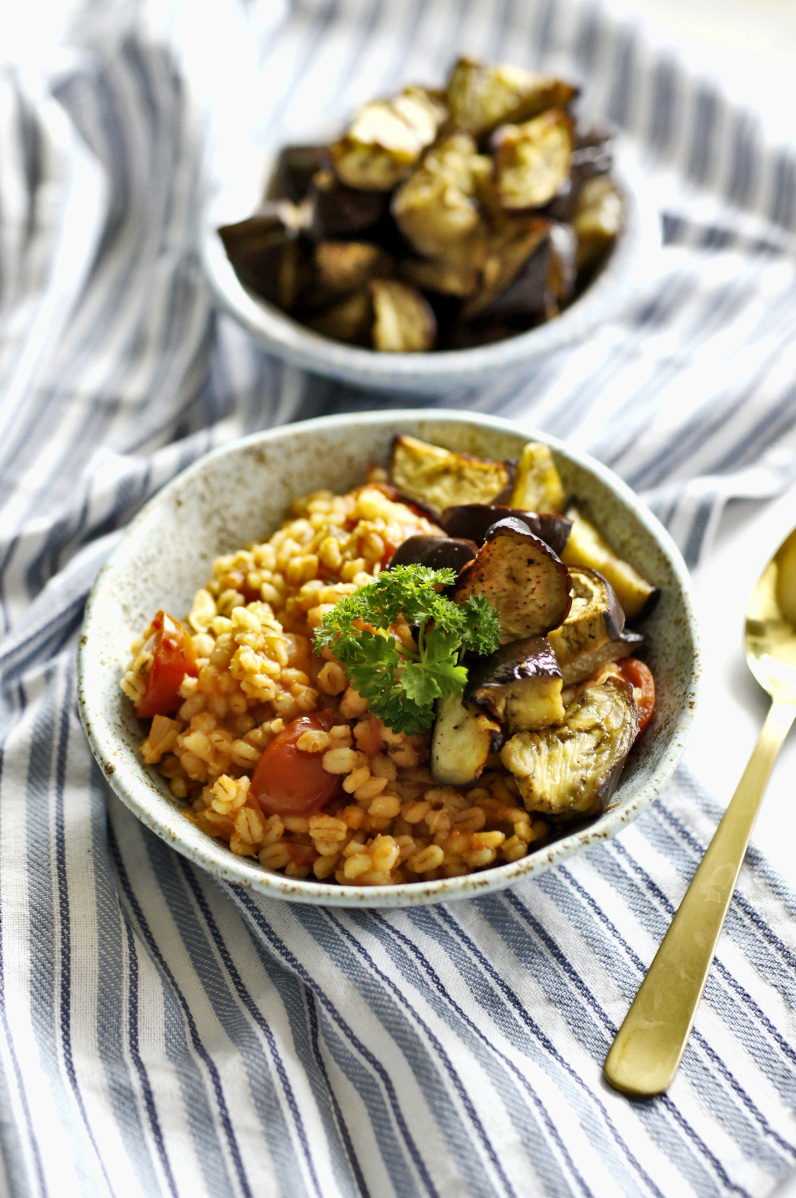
250, 711, 342, 818
136, 610, 198, 719
619, 657, 655, 737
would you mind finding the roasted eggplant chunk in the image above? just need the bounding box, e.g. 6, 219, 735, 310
501, 674, 638, 819
446, 57, 578, 140
573, 175, 624, 271
387, 535, 478, 573
306, 289, 373, 346
307, 169, 390, 240
492, 110, 574, 211
430, 692, 502, 787
400, 237, 486, 297
218, 212, 308, 311
548, 568, 643, 685
463, 637, 565, 732
370, 279, 436, 352
389, 435, 513, 513
330, 87, 447, 192
561, 507, 659, 622
268, 144, 329, 202
462, 220, 552, 321
392, 133, 488, 257
303, 241, 393, 312
452, 517, 572, 644
440, 504, 571, 556
510, 442, 565, 513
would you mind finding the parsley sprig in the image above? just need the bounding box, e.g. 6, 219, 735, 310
314, 565, 501, 736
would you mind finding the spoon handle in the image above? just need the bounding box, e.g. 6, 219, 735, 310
604, 699, 796, 1097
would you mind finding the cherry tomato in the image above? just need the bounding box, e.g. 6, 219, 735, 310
250, 712, 342, 818
619, 657, 656, 737
136, 610, 198, 719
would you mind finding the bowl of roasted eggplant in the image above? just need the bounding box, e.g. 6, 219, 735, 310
80, 409, 700, 907
201, 57, 659, 393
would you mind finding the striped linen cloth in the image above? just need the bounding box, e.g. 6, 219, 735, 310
2, 0, 796, 1194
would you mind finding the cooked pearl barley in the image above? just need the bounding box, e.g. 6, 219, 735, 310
323, 746, 360, 774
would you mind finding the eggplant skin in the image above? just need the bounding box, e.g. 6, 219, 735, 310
500, 674, 638, 819
463, 636, 565, 732
387, 535, 478, 573
452, 517, 572, 644
548, 567, 643, 685
440, 504, 571, 555
430, 693, 503, 788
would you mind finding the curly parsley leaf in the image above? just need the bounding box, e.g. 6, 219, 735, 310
313, 564, 500, 735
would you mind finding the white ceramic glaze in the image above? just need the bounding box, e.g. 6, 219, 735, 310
78, 410, 700, 907
199, 149, 660, 395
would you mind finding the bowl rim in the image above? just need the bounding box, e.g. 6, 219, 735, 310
199, 148, 660, 392
78, 409, 701, 907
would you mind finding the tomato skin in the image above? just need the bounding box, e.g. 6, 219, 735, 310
619, 657, 655, 737
136, 610, 198, 719
250, 712, 343, 818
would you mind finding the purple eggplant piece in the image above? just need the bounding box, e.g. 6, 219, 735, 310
548, 567, 644, 685
463, 230, 553, 323
500, 674, 638, 820
387, 535, 478, 573
463, 636, 564, 732
452, 516, 572, 644
307, 170, 390, 241
218, 214, 308, 312
440, 504, 572, 555
268, 144, 330, 203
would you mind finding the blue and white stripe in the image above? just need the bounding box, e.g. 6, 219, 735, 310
1, 0, 796, 1193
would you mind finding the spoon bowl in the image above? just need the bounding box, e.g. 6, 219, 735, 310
746, 529, 796, 701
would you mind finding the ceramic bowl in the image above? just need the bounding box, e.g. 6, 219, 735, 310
78, 410, 700, 908
199, 147, 659, 395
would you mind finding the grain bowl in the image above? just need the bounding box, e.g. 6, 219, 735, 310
78, 410, 699, 907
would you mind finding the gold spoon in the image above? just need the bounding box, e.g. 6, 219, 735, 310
604, 528, 796, 1098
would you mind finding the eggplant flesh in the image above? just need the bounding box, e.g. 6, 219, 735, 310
492, 109, 574, 212
510, 442, 565, 513
389, 434, 513, 513
463, 636, 565, 733
387, 535, 478, 573
573, 175, 624, 271
440, 504, 571, 555
446, 57, 578, 140
561, 507, 659, 623
452, 517, 572, 644
392, 133, 485, 258
330, 87, 448, 192
548, 567, 643, 685
500, 674, 638, 819
370, 279, 437, 352
430, 693, 503, 788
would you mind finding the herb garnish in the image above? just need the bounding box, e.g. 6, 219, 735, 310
314, 564, 501, 735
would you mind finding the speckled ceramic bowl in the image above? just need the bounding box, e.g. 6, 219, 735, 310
199, 148, 659, 395
78, 410, 700, 907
